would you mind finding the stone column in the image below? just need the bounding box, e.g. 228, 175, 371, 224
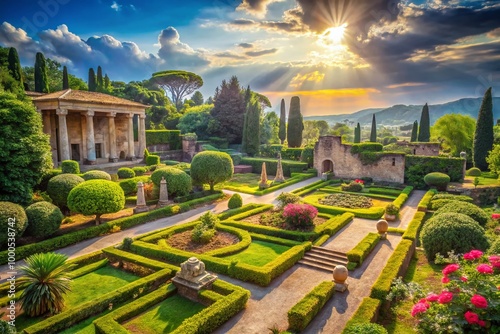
85, 110, 96, 164
56, 108, 70, 161
107, 112, 118, 162
127, 113, 135, 160
42, 111, 51, 135
138, 114, 146, 158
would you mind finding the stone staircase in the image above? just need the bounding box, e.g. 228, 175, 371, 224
298, 246, 349, 272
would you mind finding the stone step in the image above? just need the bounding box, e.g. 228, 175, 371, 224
298, 259, 337, 273
305, 251, 348, 264
310, 246, 348, 259
301, 254, 347, 268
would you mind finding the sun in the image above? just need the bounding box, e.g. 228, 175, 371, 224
322, 24, 347, 45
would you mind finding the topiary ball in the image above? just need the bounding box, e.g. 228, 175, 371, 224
228, 193, 243, 209
466, 167, 482, 176
61, 160, 80, 174
151, 167, 192, 197
424, 172, 450, 191
82, 170, 111, 181
421, 212, 489, 260
434, 200, 489, 226
132, 167, 147, 176
146, 155, 160, 166
36, 169, 62, 192
25, 201, 63, 238
47, 174, 85, 209
0, 201, 28, 247
117, 167, 135, 179
343, 322, 388, 334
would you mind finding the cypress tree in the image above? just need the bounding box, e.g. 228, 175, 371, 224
473, 87, 494, 170
410, 120, 418, 142
88, 68, 96, 92
97, 66, 103, 91
242, 97, 261, 156
418, 103, 430, 142
354, 123, 361, 143
370, 114, 377, 142
278, 99, 286, 144
34, 52, 49, 93
7, 47, 23, 88
62, 66, 69, 90
287, 96, 304, 147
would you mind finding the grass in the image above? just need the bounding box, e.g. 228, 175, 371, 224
123, 294, 205, 334
464, 176, 500, 186
223, 240, 291, 266
216, 173, 266, 192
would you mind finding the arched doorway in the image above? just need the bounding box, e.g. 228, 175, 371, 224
322, 159, 333, 173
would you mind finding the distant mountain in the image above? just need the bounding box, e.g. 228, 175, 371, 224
304, 98, 500, 127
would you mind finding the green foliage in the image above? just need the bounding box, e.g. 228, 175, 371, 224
228, 193, 243, 209
434, 200, 489, 226
432, 193, 473, 202
385, 203, 399, 215
486, 144, 500, 174
276, 192, 301, 209
354, 123, 361, 143
117, 167, 135, 179
145, 155, 160, 166
346, 233, 381, 266
67, 180, 125, 224
61, 160, 80, 174
341, 181, 364, 192
25, 201, 63, 238
151, 70, 203, 110
241, 157, 307, 177
431, 114, 475, 157
82, 170, 111, 181
418, 103, 430, 142
132, 167, 147, 176
279, 98, 287, 144
287, 281, 335, 332
145, 130, 181, 149
242, 98, 261, 156
260, 111, 280, 145
191, 212, 219, 244
424, 172, 450, 190
287, 96, 304, 147
410, 120, 418, 142
191, 151, 233, 191
18, 253, 74, 316
466, 167, 482, 176
488, 237, 500, 254
0, 201, 27, 247
0, 319, 16, 333
88, 68, 96, 91
370, 114, 377, 142
62, 65, 68, 89
342, 297, 381, 333
405, 156, 464, 189
473, 87, 494, 170
7, 47, 23, 87
34, 52, 49, 93
118, 176, 150, 195
350, 142, 383, 153
0, 92, 52, 205
47, 174, 84, 209
300, 146, 314, 167
151, 167, 192, 197
420, 212, 489, 260
402, 211, 426, 241
343, 323, 388, 334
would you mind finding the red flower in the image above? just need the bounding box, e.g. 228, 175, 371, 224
463, 252, 475, 261
438, 291, 453, 304
489, 255, 500, 268
492, 213, 500, 220
460, 276, 468, 282
478, 320, 486, 327
471, 294, 488, 309
477, 264, 494, 274
442, 264, 460, 275
464, 311, 479, 324
411, 303, 428, 317
442, 276, 450, 283
426, 293, 439, 302
470, 250, 483, 258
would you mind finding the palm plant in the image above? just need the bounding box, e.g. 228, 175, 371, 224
18, 253, 75, 316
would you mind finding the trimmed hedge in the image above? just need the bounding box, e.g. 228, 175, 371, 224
342, 297, 382, 333
61, 160, 80, 174
47, 173, 85, 208
240, 157, 308, 177
392, 186, 413, 208
350, 143, 383, 153
429, 198, 472, 210
145, 155, 160, 166
343, 322, 387, 334
249, 232, 302, 247
313, 234, 330, 246
319, 187, 397, 201
119, 176, 151, 195
205, 225, 252, 257
402, 211, 426, 241
117, 167, 135, 179
221, 220, 315, 242
292, 180, 332, 197
217, 203, 269, 221
417, 189, 437, 211
223, 173, 314, 196
306, 200, 385, 220
151, 167, 192, 197
25, 201, 63, 238
424, 172, 450, 191
282, 148, 304, 161
132, 166, 147, 176
365, 187, 402, 197
466, 167, 482, 176
82, 170, 111, 181
102, 247, 175, 272
228, 193, 243, 209
288, 281, 335, 332
434, 201, 489, 226
346, 233, 381, 267
0, 201, 28, 247
405, 156, 464, 189
314, 213, 354, 236
145, 130, 181, 149
431, 193, 473, 202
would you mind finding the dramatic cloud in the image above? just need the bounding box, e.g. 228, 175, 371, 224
237, 0, 284, 17
289, 71, 325, 88
214, 51, 246, 59
157, 27, 210, 68
0, 22, 43, 60
245, 48, 278, 57
238, 42, 254, 48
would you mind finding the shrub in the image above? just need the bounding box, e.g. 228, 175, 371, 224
385, 203, 399, 216
117, 167, 135, 179
145, 130, 181, 148
466, 167, 482, 176
283, 203, 318, 230
46, 174, 84, 209
67, 180, 125, 225
61, 160, 80, 174
343, 323, 388, 334
146, 155, 160, 166
346, 233, 381, 266
0, 201, 28, 247
424, 172, 450, 191
191, 211, 219, 244
163, 160, 180, 166
191, 151, 233, 191
151, 167, 192, 197
405, 156, 464, 189
82, 170, 111, 181
342, 181, 364, 192
118, 176, 150, 195
300, 146, 314, 167
36, 169, 62, 192
434, 201, 489, 226
431, 193, 473, 202
122, 237, 133, 250
228, 193, 243, 209
420, 212, 489, 260
132, 167, 147, 176
240, 157, 308, 177
25, 202, 63, 238
276, 192, 301, 209
351, 143, 383, 153
0, 320, 15, 334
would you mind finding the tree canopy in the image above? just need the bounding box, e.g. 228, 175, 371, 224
34, 52, 49, 93
370, 114, 377, 142
431, 114, 475, 157
418, 103, 431, 142
287, 96, 304, 147
279, 98, 286, 144
473, 87, 493, 170
410, 120, 418, 142
151, 70, 203, 110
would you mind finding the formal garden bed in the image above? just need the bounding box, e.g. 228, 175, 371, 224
166, 229, 239, 254
220, 172, 315, 195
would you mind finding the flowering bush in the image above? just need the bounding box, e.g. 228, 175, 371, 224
492, 213, 500, 220
410, 250, 500, 333
341, 180, 364, 192
282, 203, 318, 230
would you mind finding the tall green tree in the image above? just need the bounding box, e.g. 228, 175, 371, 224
242, 97, 261, 156
410, 120, 418, 142
150, 70, 203, 110
104, 74, 111, 92
96, 66, 103, 91
287, 96, 304, 147
473, 87, 494, 170
191, 91, 204, 106
303, 121, 320, 146
7, 47, 23, 88
62, 66, 69, 90
88, 68, 96, 92
279, 98, 286, 144
431, 114, 475, 157
354, 122, 361, 143
34, 52, 49, 93
370, 114, 377, 142
260, 111, 279, 144
418, 103, 430, 142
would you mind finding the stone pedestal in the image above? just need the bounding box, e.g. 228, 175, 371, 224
274, 153, 285, 183
134, 181, 149, 214
157, 177, 170, 208
172, 257, 218, 304
259, 162, 269, 189
333, 265, 349, 292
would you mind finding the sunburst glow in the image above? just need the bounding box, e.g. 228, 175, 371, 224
323, 24, 347, 45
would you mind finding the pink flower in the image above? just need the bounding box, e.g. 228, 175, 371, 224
471, 295, 488, 309
438, 291, 454, 304
411, 303, 428, 317
442, 264, 460, 275
426, 293, 439, 302
492, 213, 500, 220
463, 252, 475, 261
478, 320, 486, 327
489, 255, 500, 268
464, 311, 479, 324
417, 299, 430, 308
460, 276, 468, 282
477, 264, 494, 274
442, 276, 450, 283
470, 250, 483, 258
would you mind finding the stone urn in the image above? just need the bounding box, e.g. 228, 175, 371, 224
377, 219, 389, 239
332, 265, 349, 292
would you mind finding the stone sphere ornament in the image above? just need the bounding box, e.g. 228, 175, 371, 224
332, 265, 349, 292
377, 219, 389, 239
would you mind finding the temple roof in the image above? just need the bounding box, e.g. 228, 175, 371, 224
33, 89, 148, 108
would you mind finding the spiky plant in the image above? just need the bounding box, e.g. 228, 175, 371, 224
18, 253, 74, 316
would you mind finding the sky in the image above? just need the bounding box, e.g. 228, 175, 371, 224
0, 0, 499, 115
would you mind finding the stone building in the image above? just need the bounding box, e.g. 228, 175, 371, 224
32, 89, 147, 166
395, 141, 440, 156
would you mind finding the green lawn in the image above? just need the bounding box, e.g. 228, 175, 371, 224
223, 240, 291, 266
123, 294, 205, 334
217, 173, 277, 192
464, 176, 500, 186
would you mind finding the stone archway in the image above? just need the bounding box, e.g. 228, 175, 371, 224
322, 159, 334, 173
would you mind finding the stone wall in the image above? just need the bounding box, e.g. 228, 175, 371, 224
314, 136, 405, 184
396, 141, 440, 156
